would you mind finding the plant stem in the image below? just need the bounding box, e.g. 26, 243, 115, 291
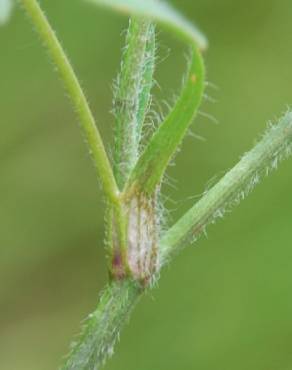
160, 111, 292, 262
61, 111, 292, 370
20, 2, 292, 370
60, 280, 142, 370
113, 18, 155, 189
20, 0, 119, 204
136, 22, 156, 140
110, 18, 158, 284
60, 112, 292, 370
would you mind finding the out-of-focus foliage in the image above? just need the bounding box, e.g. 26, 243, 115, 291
0, 1, 292, 369
0, 0, 13, 25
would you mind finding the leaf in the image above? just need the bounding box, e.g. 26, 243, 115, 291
0, 0, 12, 25
128, 45, 205, 194
86, 0, 207, 50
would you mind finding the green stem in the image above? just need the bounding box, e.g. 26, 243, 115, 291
136, 22, 156, 142
113, 18, 155, 189
60, 280, 142, 370
160, 111, 292, 262
21, 2, 292, 370
109, 18, 156, 282
61, 111, 292, 370
20, 0, 119, 203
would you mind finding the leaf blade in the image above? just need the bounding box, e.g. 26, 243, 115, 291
127, 46, 205, 194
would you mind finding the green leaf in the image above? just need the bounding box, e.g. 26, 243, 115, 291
127, 46, 205, 194
86, 0, 207, 50
0, 0, 12, 25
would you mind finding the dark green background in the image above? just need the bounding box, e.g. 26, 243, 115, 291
1, 1, 292, 369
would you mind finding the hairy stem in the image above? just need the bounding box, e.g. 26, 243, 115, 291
113, 18, 155, 189
20, 0, 119, 203
20, 1, 292, 370
160, 111, 292, 262
136, 22, 156, 143
60, 280, 142, 370
61, 112, 292, 370
110, 19, 158, 284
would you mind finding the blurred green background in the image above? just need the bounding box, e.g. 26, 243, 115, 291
1, 0, 292, 369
